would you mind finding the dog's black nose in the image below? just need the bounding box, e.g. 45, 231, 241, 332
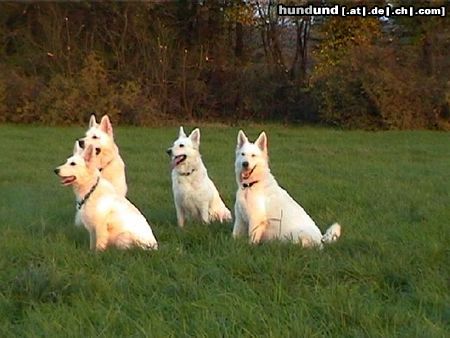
54, 168, 60, 175
166, 148, 172, 156
78, 139, 85, 149
242, 161, 249, 168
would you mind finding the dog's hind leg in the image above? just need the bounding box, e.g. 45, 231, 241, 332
211, 192, 232, 223
216, 201, 232, 223
200, 203, 211, 224
299, 233, 319, 248
113, 232, 135, 249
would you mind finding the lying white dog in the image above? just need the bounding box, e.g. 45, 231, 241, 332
54, 143, 158, 251
233, 130, 341, 247
167, 127, 232, 227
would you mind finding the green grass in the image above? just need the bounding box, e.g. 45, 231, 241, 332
0, 124, 449, 337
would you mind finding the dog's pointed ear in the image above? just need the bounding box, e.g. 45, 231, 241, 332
83, 144, 95, 166
189, 128, 200, 146
179, 126, 186, 138
237, 130, 248, 149
255, 131, 267, 153
89, 114, 97, 128
73, 141, 83, 155
99, 115, 114, 137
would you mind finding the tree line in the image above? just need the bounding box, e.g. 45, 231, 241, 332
0, 0, 448, 129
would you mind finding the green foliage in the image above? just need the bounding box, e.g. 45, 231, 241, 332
38, 53, 120, 125
310, 13, 450, 129
0, 2, 449, 128
0, 125, 448, 335
0, 79, 6, 121
0, 53, 162, 125
310, 16, 382, 128
357, 45, 446, 129
224, 1, 256, 26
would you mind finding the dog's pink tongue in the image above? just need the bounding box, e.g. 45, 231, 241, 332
241, 171, 250, 180
170, 157, 177, 169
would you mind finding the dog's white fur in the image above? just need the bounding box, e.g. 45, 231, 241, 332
74, 115, 127, 226
167, 127, 232, 227
233, 130, 341, 247
55, 143, 158, 251
79, 115, 127, 197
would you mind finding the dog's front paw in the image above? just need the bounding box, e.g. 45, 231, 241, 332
249, 220, 268, 244
249, 237, 262, 245
95, 241, 108, 251
232, 229, 244, 239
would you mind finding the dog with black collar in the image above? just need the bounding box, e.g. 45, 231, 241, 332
167, 127, 232, 227
77, 114, 127, 197
54, 143, 158, 251
233, 130, 341, 247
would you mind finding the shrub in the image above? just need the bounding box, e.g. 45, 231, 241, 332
32, 53, 164, 125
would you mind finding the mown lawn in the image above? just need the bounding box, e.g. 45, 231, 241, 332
0, 124, 448, 337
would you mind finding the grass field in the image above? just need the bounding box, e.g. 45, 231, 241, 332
0, 124, 448, 337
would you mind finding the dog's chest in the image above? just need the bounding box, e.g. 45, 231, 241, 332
238, 188, 266, 221
173, 175, 210, 213
173, 173, 205, 195
175, 179, 205, 202
79, 206, 98, 231
79, 197, 110, 231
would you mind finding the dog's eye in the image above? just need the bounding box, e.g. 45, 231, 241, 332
241, 152, 245, 156
179, 144, 184, 148
92, 135, 98, 139
251, 154, 256, 157
70, 162, 76, 166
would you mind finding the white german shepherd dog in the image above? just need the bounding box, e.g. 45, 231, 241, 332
167, 127, 232, 227
233, 130, 341, 247
78, 114, 127, 197
54, 143, 158, 251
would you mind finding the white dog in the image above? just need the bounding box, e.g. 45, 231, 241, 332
233, 130, 341, 247
167, 127, 232, 227
78, 114, 127, 197
54, 143, 158, 251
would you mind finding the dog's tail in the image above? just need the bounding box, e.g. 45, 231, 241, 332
321, 223, 341, 244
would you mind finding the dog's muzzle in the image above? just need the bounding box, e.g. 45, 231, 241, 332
173, 155, 187, 166
241, 164, 256, 180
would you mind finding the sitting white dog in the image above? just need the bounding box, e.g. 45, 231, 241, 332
74, 114, 127, 227
78, 114, 127, 197
232, 130, 341, 247
167, 127, 232, 227
54, 143, 158, 251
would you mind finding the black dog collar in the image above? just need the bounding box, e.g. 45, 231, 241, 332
180, 169, 196, 176
76, 177, 100, 210
242, 181, 258, 189
99, 159, 113, 172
